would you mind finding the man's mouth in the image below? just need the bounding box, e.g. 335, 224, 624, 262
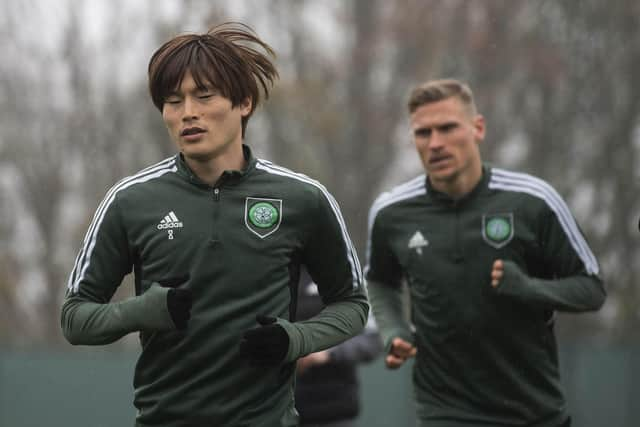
429, 155, 451, 165
181, 127, 206, 136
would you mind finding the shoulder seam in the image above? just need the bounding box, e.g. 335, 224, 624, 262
368, 175, 426, 231
489, 168, 599, 274
255, 159, 363, 289
364, 176, 426, 275
67, 158, 178, 293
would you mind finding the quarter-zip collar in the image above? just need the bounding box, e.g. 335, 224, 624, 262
426, 164, 491, 207
175, 144, 257, 188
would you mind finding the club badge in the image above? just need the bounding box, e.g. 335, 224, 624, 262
482, 213, 514, 248
245, 197, 282, 238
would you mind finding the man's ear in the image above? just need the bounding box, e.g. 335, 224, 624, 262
473, 114, 486, 143
240, 97, 252, 117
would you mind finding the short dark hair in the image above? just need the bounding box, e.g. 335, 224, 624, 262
148, 22, 278, 137
407, 79, 477, 116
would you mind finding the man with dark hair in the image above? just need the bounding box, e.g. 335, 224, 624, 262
61, 23, 368, 427
366, 78, 605, 427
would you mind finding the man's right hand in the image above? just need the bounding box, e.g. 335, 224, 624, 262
386, 337, 417, 369
157, 275, 192, 330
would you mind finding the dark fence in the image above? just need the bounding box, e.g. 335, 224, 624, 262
1, 341, 637, 426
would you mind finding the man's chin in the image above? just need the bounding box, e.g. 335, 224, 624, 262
427, 168, 455, 181
181, 149, 215, 162
179, 139, 244, 166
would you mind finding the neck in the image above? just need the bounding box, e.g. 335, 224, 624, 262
432, 162, 483, 199
184, 144, 246, 186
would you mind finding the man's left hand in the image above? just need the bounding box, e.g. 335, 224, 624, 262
491, 259, 504, 288
240, 315, 289, 365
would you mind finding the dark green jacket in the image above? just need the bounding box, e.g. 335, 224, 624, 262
366, 166, 605, 427
61, 145, 368, 427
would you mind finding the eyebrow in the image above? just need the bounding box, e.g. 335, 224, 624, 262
436, 121, 458, 128
166, 85, 216, 97
413, 120, 459, 132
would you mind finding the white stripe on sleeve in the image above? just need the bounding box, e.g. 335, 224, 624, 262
255, 160, 363, 289
68, 158, 177, 293
489, 168, 599, 275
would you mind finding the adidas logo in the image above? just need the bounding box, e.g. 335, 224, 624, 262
157, 211, 183, 230
408, 231, 428, 254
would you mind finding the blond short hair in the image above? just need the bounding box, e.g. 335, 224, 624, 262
407, 79, 477, 116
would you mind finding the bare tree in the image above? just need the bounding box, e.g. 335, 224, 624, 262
252, 0, 640, 337
1, 0, 638, 346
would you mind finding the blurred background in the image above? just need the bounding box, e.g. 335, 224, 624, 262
1, 0, 639, 426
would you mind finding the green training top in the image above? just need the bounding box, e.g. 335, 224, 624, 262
61, 145, 368, 427
366, 166, 605, 427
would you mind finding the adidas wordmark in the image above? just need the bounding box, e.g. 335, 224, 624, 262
157, 211, 183, 229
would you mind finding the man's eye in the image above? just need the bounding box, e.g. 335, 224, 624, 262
198, 93, 215, 99
415, 129, 431, 137
165, 98, 181, 104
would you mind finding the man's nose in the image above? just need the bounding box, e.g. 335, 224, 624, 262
429, 131, 445, 150
182, 97, 198, 121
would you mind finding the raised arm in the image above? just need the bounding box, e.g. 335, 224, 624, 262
491, 194, 605, 312
61, 192, 189, 345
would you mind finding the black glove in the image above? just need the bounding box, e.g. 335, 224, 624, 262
157, 275, 192, 330
240, 315, 290, 365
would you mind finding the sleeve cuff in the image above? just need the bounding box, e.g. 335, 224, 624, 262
382, 328, 414, 355
119, 283, 176, 332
